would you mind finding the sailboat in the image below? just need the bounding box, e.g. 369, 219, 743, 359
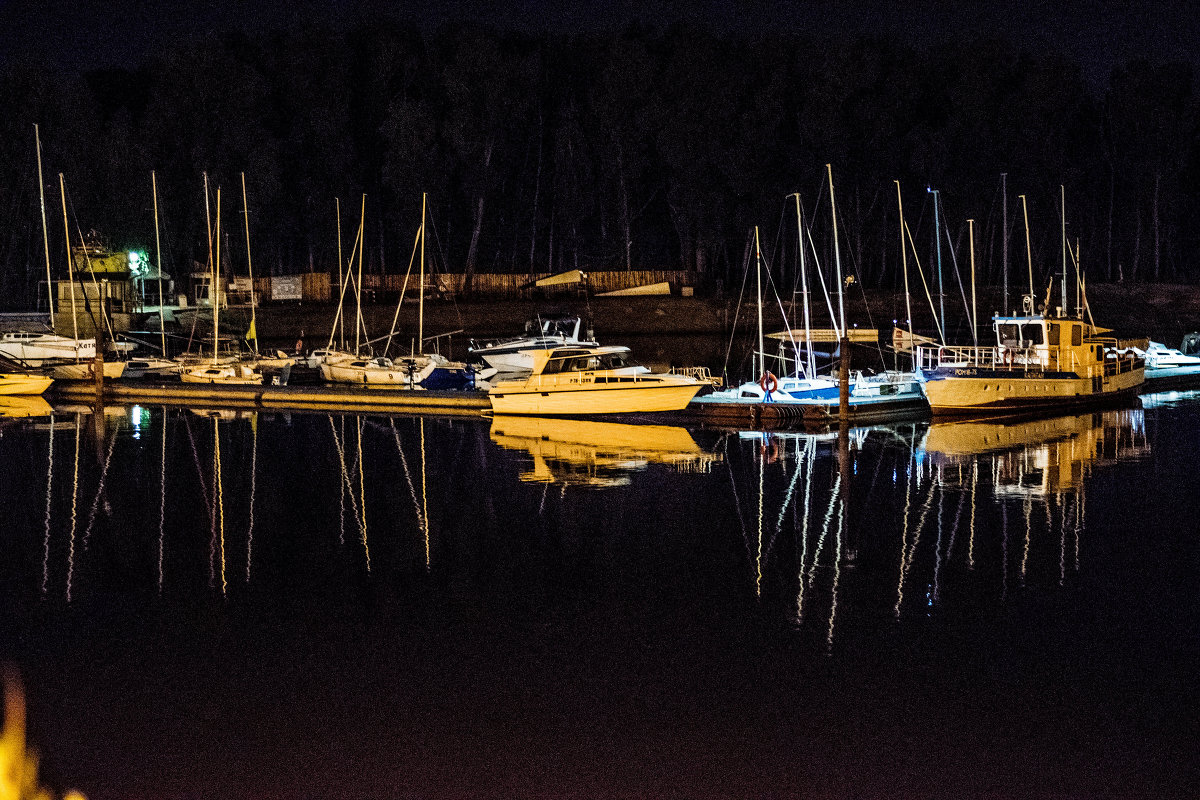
695, 169, 926, 424
320, 193, 472, 389
180, 177, 263, 385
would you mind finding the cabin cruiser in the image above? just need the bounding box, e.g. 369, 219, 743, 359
488, 345, 702, 415
1120, 340, 1200, 386
468, 314, 597, 374
916, 302, 1144, 415
0, 331, 95, 365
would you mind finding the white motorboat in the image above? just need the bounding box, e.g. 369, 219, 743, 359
1121, 341, 1200, 386
488, 345, 702, 415
468, 313, 596, 374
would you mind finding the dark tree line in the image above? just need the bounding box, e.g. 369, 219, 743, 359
2, 18, 1198, 310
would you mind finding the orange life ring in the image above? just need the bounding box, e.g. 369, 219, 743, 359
758, 371, 778, 394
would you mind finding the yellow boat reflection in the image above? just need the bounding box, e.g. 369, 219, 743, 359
920, 408, 1149, 495
489, 416, 719, 487
0, 394, 54, 418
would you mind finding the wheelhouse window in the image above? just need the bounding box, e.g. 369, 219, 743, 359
1047, 323, 1060, 346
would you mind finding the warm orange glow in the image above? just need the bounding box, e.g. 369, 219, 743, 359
1, 666, 86, 800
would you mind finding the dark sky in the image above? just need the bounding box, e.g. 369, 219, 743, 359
2, 0, 1197, 85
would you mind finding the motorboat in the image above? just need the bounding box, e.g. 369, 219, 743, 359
320, 352, 473, 389
915, 303, 1144, 415
488, 345, 702, 415
468, 313, 596, 374
1120, 340, 1200, 387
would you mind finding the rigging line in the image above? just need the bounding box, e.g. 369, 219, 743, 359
903, 219, 946, 343
827, 483, 844, 652
720, 234, 755, 385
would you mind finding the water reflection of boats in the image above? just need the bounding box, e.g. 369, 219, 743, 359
489, 416, 719, 486
919, 408, 1149, 495
0, 395, 54, 418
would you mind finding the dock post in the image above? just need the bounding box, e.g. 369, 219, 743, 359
838, 335, 850, 423
93, 327, 106, 399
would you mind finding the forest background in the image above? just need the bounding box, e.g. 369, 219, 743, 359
1, 15, 1197, 311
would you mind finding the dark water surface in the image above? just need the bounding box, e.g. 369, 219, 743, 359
2, 394, 1197, 799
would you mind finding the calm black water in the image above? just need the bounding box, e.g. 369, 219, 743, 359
1, 393, 1197, 799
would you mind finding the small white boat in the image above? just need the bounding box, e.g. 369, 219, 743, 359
488, 345, 702, 415
469, 313, 596, 374
48, 360, 127, 380
1121, 341, 1200, 386
180, 363, 264, 385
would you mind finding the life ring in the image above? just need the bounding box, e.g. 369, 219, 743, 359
758, 371, 778, 394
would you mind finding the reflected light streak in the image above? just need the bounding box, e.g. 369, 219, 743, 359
246, 413, 258, 583
67, 414, 81, 602
358, 417, 370, 573
420, 418, 428, 570
158, 412, 166, 592
42, 413, 55, 596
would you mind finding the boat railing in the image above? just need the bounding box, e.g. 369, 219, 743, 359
670, 366, 722, 387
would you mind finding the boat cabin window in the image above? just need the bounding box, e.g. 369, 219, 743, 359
998, 323, 1044, 347
1047, 323, 1060, 346
1072, 325, 1082, 346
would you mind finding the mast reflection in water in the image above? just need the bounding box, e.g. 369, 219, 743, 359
0, 400, 1194, 799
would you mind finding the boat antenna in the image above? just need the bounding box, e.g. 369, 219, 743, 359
35, 125, 54, 329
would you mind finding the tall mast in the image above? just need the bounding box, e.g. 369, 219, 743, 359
213, 187, 221, 365
35, 125, 54, 328
1060, 185, 1068, 315
826, 164, 845, 336
895, 182, 914, 353
1001, 173, 1008, 314
930, 187, 944, 334
792, 193, 815, 378
152, 171, 166, 354
356, 195, 366, 353
968, 218, 978, 345
203, 173, 214, 358
419, 192, 426, 350
58, 174, 78, 342
754, 225, 764, 379
1019, 194, 1034, 306
241, 172, 258, 355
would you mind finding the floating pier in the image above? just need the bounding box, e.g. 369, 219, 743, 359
50, 380, 492, 416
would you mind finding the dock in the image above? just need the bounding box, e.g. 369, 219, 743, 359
50, 380, 492, 416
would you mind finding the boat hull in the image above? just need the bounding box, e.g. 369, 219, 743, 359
921, 367, 1144, 415
489, 381, 701, 415
49, 361, 127, 380
0, 373, 54, 396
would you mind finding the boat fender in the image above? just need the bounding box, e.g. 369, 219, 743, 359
758, 371, 778, 399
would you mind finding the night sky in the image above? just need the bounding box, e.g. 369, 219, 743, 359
4, 0, 1197, 84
